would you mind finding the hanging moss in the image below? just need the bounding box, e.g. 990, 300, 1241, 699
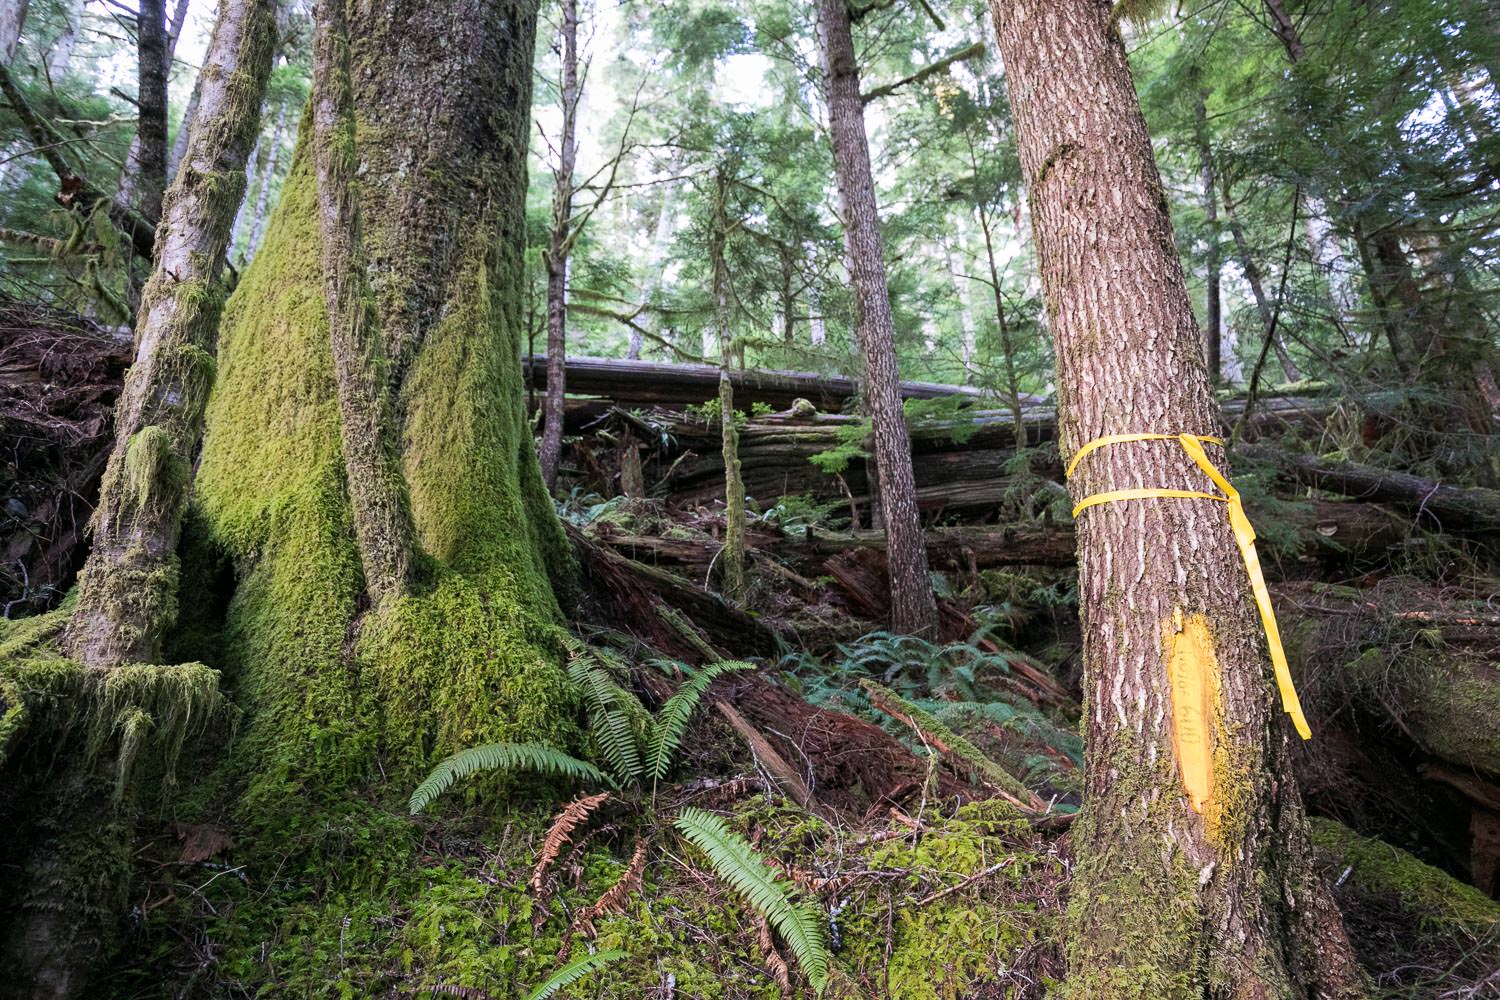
120, 425, 188, 526
0, 649, 228, 789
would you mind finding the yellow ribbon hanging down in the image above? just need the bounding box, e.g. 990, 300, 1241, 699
1064, 432, 1313, 741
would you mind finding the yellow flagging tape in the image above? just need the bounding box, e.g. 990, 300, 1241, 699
1065, 432, 1313, 740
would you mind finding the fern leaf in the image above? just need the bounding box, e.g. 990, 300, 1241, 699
572, 836, 649, 938
524, 949, 626, 1000
674, 807, 829, 994
409, 743, 611, 815
648, 660, 753, 780
568, 649, 647, 782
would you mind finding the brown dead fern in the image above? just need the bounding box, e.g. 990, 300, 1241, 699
572, 836, 649, 939
755, 911, 793, 995
532, 791, 611, 895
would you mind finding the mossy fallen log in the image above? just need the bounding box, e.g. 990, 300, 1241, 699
1243, 445, 1500, 533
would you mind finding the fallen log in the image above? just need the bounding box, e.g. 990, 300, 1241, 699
543, 365, 1344, 436
525, 354, 1002, 411
1241, 445, 1500, 533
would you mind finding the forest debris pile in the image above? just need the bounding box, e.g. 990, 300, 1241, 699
0, 301, 131, 617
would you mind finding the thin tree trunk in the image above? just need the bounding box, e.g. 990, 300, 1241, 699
242, 95, 286, 262
987, 1, 1365, 996
116, 0, 168, 226
942, 235, 978, 383
164, 0, 188, 53
779, 243, 796, 345
63, 0, 277, 669
815, 0, 936, 636
1259, 0, 1444, 384
1263, 0, 1308, 62
628, 178, 676, 360
1192, 86, 1223, 383
166, 70, 202, 180
538, 0, 579, 490
1303, 198, 1359, 345
310, 0, 419, 607
709, 170, 745, 602
975, 198, 1028, 448
1, 0, 27, 62
45, 0, 77, 77
1224, 199, 1301, 383
229, 129, 262, 260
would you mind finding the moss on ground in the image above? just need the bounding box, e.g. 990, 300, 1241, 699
104, 790, 1061, 999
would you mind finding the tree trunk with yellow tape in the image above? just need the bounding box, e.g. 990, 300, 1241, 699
989, 1, 1366, 996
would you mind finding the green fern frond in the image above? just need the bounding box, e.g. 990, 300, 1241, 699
409, 743, 612, 814
648, 660, 753, 780
567, 645, 649, 782
674, 807, 829, 994
524, 949, 626, 1000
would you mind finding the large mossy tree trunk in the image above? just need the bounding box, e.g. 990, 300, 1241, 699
814, 0, 937, 637
193, 0, 574, 803
988, 1, 1366, 996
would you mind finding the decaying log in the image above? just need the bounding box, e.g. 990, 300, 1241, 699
587, 499, 1410, 580
1286, 580, 1500, 770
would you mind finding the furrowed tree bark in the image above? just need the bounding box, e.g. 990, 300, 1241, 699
64, 0, 278, 669
815, 0, 937, 636
310, 0, 419, 606
538, 0, 580, 491
988, 1, 1365, 996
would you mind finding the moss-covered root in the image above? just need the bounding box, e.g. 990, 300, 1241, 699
0, 626, 232, 998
